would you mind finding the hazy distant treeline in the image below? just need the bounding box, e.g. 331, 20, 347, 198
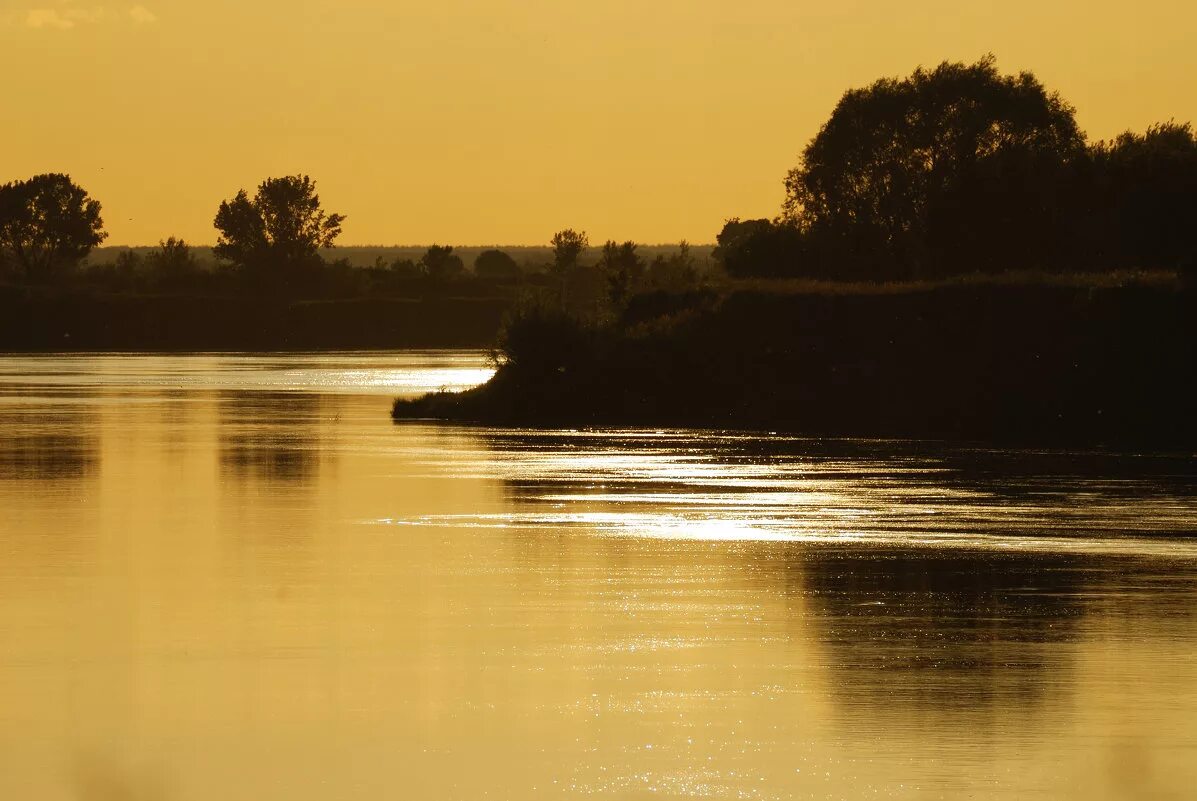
0, 171, 712, 301
88, 244, 716, 271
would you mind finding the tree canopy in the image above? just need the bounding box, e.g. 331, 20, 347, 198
0, 173, 106, 280
551, 229, 589, 273
597, 240, 644, 305
783, 56, 1085, 278
1086, 122, 1197, 270
420, 245, 465, 280
146, 237, 196, 275
715, 219, 807, 279
213, 175, 344, 279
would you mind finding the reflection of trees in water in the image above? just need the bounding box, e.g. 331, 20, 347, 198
0, 406, 98, 481
217, 391, 327, 483
790, 548, 1186, 714
472, 428, 1197, 720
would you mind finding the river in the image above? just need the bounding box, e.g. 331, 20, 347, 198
1, 351, 1195, 800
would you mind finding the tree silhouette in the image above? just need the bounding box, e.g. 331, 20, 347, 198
646, 241, 698, 291
213, 175, 344, 281
145, 237, 196, 275
1088, 122, 1197, 270
551, 229, 588, 273
474, 249, 521, 281
784, 56, 1084, 278
420, 244, 464, 280
597, 240, 644, 305
715, 219, 808, 278
0, 173, 106, 281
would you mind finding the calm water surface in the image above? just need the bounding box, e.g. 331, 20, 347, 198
1, 352, 1195, 801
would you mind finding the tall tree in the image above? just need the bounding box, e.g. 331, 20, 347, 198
550, 228, 590, 308
0, 174, 106, 280
783, 56, 1085, 278
213, 175, 344, 280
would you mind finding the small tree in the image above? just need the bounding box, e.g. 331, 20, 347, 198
420, 245, 464, 281
596, 240, 644, 305
114, 249, 143, 277
213, 175, 344, 282
551, 229, 588, 273
390, 257, 421, 278
0, 173, 106, 281
640, 242, 702, 291
549, 229, 589, 307
474, 248, 521, 281
145, 237, 197, 276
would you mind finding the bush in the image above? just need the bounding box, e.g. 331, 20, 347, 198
497, 296, 595, 374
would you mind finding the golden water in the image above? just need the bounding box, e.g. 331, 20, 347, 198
1, 352, 1195, 800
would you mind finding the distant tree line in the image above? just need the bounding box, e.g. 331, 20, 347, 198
0, 170, 701, 303
717, 56, 1197, 282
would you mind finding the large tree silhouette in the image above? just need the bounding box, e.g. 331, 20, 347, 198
213, 175, 344, 282
0, 173, 106, 280
784, 56, 1085, 278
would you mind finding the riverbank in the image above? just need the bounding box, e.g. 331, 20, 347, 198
393, 277, 1195, 448
0, 285, 513, 350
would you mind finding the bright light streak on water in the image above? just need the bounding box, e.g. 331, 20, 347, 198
0, 351, 494, 395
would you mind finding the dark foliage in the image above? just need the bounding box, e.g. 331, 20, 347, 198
596, 240, 644, 305
550, 229, 588, 273
496, 298, 595, 375
713, 58, 1196, 281
1082, 122, 1197, 271
213, 175, 344, 288
0, 174, 106, 281
783, 56, 1084, 280
0, 284, 510, 350
396, 282, 1196, 448
715, 219, 808, 278
474, 249, 521, 281
420, 245, 465, 281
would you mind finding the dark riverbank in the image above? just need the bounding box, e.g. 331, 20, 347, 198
393, 278, 1195, 448
0, 284, 512, 350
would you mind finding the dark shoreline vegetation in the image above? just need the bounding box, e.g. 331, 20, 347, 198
392, 274, 1194, 448
3, 57, 1195, 443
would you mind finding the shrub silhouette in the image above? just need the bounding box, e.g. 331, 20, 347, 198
474, 248, 520, 281
497, 297, 593, 375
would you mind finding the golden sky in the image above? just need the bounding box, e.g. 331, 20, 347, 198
2, 0, 1194, 246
